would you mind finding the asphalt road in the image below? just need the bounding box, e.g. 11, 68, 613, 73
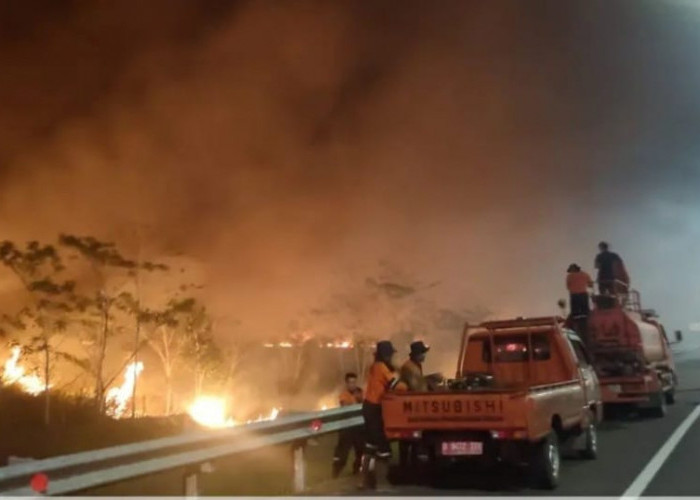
318, 356, 700, 497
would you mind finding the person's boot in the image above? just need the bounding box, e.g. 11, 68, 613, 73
415, 450, 430, 485
374, 458, 393, 492
398, 442, 410, 478
358, 454, 376, 490
332, 461, 343, 479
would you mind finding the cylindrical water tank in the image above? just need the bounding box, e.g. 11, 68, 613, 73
628, 314, 665, 363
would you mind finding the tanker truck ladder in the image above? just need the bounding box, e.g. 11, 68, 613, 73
624, 288, 642, 313
593, 279, 641, 313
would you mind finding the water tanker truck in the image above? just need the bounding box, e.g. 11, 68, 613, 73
571, 282, 681, 417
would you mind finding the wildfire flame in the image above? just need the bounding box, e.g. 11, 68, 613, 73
187, 396, 235, 428
247, 407, 280, 424
324, 340, 353, 349
187, 395, 280, 429
105, 361, 143, 418
317, 394, 338, 411
2, 346, 47, 395
263, 339, 354, 349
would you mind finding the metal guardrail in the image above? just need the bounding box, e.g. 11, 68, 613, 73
0, 404, 363, 496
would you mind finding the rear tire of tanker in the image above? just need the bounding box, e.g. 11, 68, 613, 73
529, 433, 560, 490
664, 388, 676, 405
646, 391, 667, 419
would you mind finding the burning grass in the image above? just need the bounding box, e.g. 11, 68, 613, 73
186, 395, 280, 428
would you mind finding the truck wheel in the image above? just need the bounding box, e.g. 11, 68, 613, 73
530, 433, 560, 490
647, 391, 667, 418
579, 423, 598, 460
664, 389, 676, 405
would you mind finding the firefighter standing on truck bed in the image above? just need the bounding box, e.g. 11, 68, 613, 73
566, 263, 593, 318
360, 340, 401, 491
397, 341, 431, 478
332, 372, 364, 478
595, 241, 628, 295
400, 341, 430, 391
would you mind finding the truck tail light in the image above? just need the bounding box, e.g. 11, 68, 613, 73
393, 430, 422, 439
490, 429, 527, 439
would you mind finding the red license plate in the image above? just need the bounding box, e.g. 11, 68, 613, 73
441, 441, 483, 456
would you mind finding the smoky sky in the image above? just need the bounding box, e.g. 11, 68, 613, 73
1, 0, 699, 342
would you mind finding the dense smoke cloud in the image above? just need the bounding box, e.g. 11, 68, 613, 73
1, 0, 699, 356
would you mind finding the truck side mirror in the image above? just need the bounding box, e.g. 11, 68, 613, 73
675, 330, 683, 343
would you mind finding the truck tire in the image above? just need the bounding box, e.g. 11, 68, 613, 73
647, 391, 667, 418
579, 423, 598, 460
529, 433, 561, 490
665, 388, 676, 405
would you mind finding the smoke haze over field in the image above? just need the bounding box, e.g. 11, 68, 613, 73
1, 0, 700, 348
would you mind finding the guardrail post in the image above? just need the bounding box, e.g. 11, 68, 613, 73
292, 441, 306, 493
184, 466, 199, 497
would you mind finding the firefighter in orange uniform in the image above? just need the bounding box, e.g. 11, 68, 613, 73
360, 340, 400, 490
566, 263, 593, 318
332, 372, 364, 478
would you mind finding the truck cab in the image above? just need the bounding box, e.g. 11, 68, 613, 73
382, 316, 602, 489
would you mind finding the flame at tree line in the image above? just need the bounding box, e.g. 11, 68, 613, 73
0, 336, 363, 428
0, 347, 281, 428
0, 335, 373, 430
105, 362, 144, 418
1, 346, 144, 416
179, 337, 366, 427
98, 361, 282, 428
1, 346, 47, 395
263, 338, 354, 349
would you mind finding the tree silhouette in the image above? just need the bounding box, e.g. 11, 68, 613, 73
178, 300, 222, 397
58, 234, 166, 413
136, 297, 200, 414
0, 240, 75, 425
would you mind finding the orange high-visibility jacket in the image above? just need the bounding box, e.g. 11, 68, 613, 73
364, 362, 399, 404
566, 271, 593, 294
339, 387, 363, 406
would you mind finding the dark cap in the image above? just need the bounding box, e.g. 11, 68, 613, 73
410, 341, 430, 355
376, 340, 397, 357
